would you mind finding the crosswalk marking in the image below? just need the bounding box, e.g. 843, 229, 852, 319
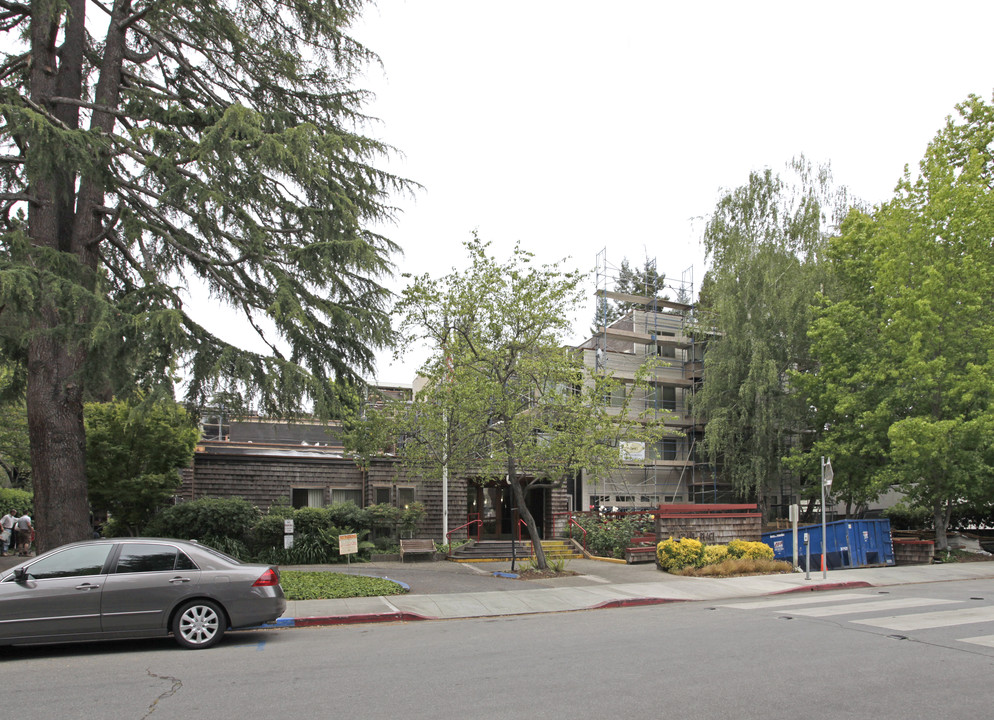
851, 605, 994, 631
719, 593, 873, 610
959, 635, 994, 648
785, 597, 961, 617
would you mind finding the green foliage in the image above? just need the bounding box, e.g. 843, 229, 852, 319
86, 398, 201, 534
656, 537, 705, 571
400, 501, 427, 537
0, 372, 30, 489
395, 235, 669, 568
279, 571, 407, 601
0, 0, 410, 551
0, 487, 32, 516
696, 157, 852, 506
796, 94, 994, 548
595, 256, 669, 328
144, 497, 262, 542
568, 514, 646, 558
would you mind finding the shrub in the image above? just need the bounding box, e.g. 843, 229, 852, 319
727, 539, 774, 561
0, 488, 32, 516
702, 544, 729, 566
568, 514, 640, 558
656, 537, 704, 571
144, 496, 261, 542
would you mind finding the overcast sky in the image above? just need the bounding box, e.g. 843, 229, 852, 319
200, 1, 994, 387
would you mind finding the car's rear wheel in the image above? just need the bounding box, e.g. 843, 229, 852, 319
172, 599, 225, 649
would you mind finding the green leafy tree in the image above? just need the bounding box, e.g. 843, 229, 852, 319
798, 95, 994, 548
0, 364, 31, 489
694, 158, 852, 514
85, 398, 201, 535
0, 1, 407, 551
396, 235, 668, 568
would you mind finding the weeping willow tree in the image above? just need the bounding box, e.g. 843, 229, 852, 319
694, 158, 852, 514
0, 0, 409, 551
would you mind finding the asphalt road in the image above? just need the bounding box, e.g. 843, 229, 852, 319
6, 578, 994, 720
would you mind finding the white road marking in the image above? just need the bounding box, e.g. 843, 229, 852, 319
786, 597, 961, 617
852, 605, 994, 631
720, 593, 874, 610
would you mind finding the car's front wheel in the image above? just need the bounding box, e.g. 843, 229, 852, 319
172, 599, 226, 649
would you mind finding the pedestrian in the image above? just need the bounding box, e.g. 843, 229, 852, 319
14, 511, 32, 556
0, 509, 14, 556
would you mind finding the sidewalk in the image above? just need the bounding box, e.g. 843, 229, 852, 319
6, 552, 994, 630
279, 559, 994, 628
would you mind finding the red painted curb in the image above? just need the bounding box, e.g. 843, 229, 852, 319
292, 611, 432, 627
769, 581, 873, 595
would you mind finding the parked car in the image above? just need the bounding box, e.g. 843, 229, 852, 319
0, 538, 286, 650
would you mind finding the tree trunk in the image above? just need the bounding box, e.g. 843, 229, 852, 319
506, 454, 547, 569
26, 332, 92, 552
932, 501, 948, 552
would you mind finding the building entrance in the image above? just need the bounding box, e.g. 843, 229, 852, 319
466, 481, 545, 540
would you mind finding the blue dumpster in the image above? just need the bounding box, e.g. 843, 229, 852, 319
762, 518, 895, 570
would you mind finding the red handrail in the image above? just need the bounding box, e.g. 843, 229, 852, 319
515, 518, 535, 557
446, 519, 483, 558
567, 517, 588, 553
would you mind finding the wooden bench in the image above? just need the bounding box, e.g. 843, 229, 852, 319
400, 538, 435, 562
625, 535, 658, 564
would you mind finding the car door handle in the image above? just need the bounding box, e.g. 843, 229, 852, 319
169, 577, 192, 584
75, 583, 100, 591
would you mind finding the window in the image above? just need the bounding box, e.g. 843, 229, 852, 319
396, 487, 415, 508
657, 332, 676, 359
609, 384, 627, 407
662, 438, 678, 460
292, 488, 325, 508
655, 385, 677, 411
115, 543, 192, 573
374, 487, 391, 505
331, 488, 362, 506
23, 545, 112, 580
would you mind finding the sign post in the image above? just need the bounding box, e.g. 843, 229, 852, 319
821, 457, 834, 580
284, 518, 294, 550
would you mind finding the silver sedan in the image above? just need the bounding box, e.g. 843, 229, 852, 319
0, 537, 286, 649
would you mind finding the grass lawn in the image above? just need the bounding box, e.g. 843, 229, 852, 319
279, 570, 408, 601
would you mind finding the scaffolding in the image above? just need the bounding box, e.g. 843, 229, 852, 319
590, 250, 715, 508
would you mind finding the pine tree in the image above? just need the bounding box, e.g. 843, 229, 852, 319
0, 1, 408, 551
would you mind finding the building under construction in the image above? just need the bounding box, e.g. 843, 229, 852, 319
574, 250, 718, 510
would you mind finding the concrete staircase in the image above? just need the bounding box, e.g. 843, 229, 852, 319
449, 539, 585, 562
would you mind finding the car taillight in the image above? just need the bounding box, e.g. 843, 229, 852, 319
252, 568, 280, 587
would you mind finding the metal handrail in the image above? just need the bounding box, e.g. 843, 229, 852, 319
567, 517, 588, 553
516, 518, 535, 557
446, 519, 483, 558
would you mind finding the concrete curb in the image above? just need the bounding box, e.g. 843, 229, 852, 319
769, 581, 874, 595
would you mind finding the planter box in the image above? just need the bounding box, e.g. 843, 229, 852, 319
892, 539, 934, 565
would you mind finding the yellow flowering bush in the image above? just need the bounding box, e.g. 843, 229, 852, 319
656, 537, 704, 571
727, 539, 774, 560
702, 544, 729, 566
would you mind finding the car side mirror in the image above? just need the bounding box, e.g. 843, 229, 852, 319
13, 567, 29, 583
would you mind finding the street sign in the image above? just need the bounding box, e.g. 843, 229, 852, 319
823, 459, 834, 487
284, 518, 294, 534
339, 533, 358, 555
